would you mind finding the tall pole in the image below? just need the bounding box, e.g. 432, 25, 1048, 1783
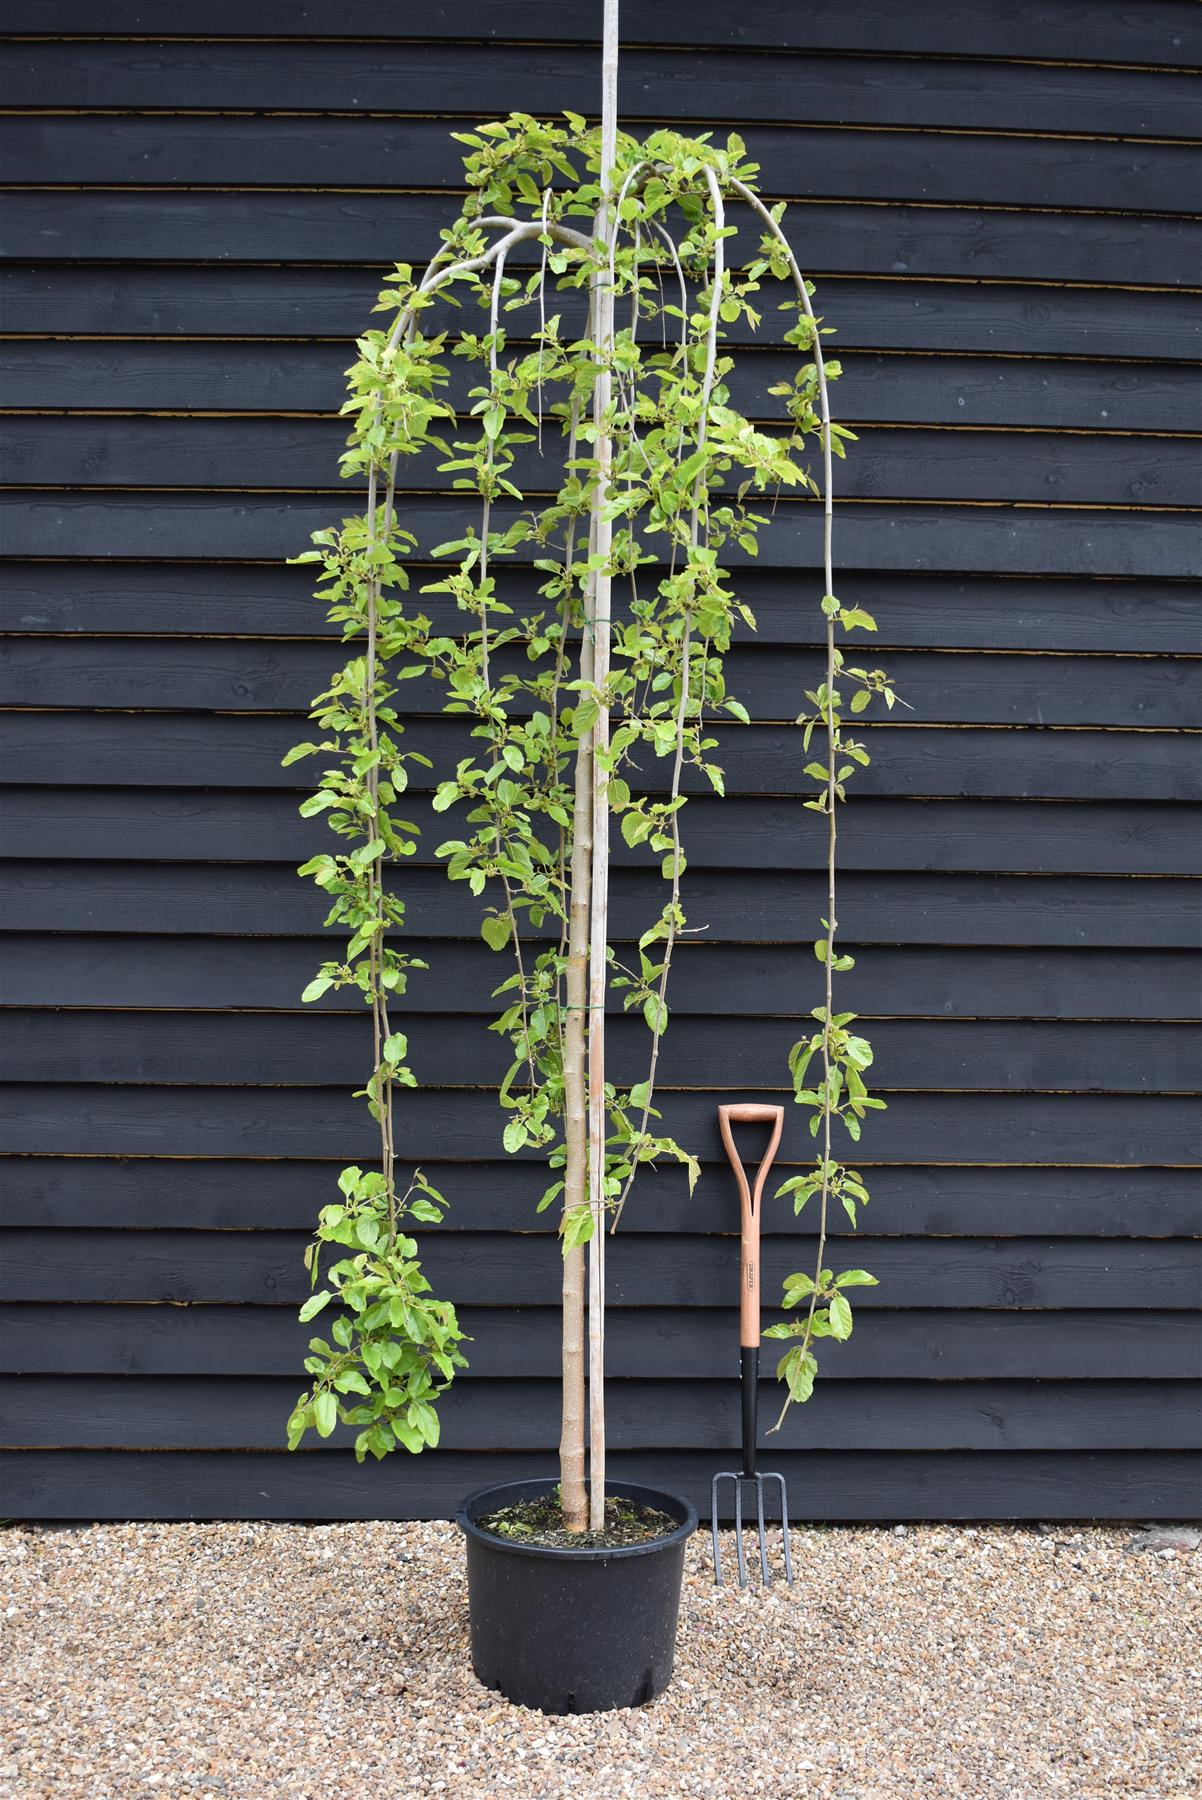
586, 0, 619, 1533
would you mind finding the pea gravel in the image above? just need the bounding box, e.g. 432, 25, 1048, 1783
1, 1519, 1197, 1799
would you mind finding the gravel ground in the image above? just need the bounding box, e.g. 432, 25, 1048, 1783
0, 1519, 1197, 1800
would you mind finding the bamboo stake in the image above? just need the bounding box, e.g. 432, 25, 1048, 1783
586, 0, 620, 1534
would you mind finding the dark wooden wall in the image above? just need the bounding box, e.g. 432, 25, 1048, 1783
1, 3, 1199, 1522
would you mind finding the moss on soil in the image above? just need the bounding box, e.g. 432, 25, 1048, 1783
477, 1491, 677, 1549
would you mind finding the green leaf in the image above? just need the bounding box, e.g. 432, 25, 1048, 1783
561, 1205, 594, 1252
298, 1291, 333, 1323
643, 995, 667, 1035
481, 914, 511, 952
778, 1347, 818, 1404
834, 1269, 878, 1288
313, 1392, 338, 1438
333, 1370, 371, 1396
392, 1418, 425, 1454
828, 1292, 853, 1339
301, 975, 334, 1004
537, 1180, 565, 1214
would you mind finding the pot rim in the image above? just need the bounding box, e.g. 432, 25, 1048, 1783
456, 1476, 698, 1563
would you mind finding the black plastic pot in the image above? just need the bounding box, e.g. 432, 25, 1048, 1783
456, 1477, 698, 1714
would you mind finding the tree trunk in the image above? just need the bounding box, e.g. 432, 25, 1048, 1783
559, 551, 595, 1532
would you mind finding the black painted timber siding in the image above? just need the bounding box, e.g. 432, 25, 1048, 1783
1, 2, 1200, 1522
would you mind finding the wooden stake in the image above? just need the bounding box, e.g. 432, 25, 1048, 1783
586, 0, 620, 1534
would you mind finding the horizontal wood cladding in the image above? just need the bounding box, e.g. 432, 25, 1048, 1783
6, 118, 1201, 216
7, 865, 1199, 948
4, 1163, 1198, 1238
7, 418, 1200, 507
1, 14, 1198, 1522
5, 640, 1198, 726
6, 564, 1198, 653
5, 1230, 1200, 1309
4, 1090, 1199, 1164
4, 936, 1199, 1021
3, 1011, 1198, 1095
3, 1449, 1197, 1523
6, 1, 1199, 66
4, 271, 1197, 362
7, 1304, 1200, 1381
6, 342, 1201, 433
4, 791, 1198, 877
3, 496, 1196, 577
7, 193, 1200, 287
5, 1375, 1199, 1453
5, 715, 1198, 803
2, 40, 1198, 135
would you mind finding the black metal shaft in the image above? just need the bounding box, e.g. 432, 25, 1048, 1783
740, 1346, 759, 1475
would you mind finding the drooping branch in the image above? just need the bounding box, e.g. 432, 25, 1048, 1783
609, 166, 726, 1234
728, 180, 866, 1433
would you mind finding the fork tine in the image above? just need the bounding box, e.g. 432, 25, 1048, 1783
753, 1475, 771, 1586
710, 1472, 726, 1587
710, 1469, 794, 1589
732, 1480, 748, 1588
763, 1471, 794, 1587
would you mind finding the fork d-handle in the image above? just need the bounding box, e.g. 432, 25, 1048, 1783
717, 1102, 784, 1476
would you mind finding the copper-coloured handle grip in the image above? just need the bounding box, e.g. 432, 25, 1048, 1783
717, 1103, 784, 1348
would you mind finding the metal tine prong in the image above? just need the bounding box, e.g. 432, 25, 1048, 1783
710, 1469, 795, 1589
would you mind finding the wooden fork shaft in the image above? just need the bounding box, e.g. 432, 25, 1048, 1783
717, 1102, 784, 1350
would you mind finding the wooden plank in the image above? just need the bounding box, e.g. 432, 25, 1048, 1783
4, 268, 1196, 362
4, 1374, 1197, 1453
8, 1302, 1199, 1381
9, 339, 1201, 435
9, 115, 1200, 216
2, 39, 1195, 133
5, 1160, 1197, 1238
5, 639, 1197, 730
6, 864, 1197, 949
4, 934, 1197, 1022
2, 714, 1195, 804
3, 1446, 1197, 1521
7, 2, 1198, 65
4, 1229, 1199, 1309
6, 190, 1199, 286
3, 788, 1196, 876
2, 1085, 1198, 1165
6, 562, 1198, 654
5, 1010, 1195, 1097
3, 495, 1194, 578
7, 415, 1198, 508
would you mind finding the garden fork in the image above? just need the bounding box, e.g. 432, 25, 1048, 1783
710, 1102, 795, 1588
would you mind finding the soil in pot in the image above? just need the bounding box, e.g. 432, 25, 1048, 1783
477, 1489, 677, 1550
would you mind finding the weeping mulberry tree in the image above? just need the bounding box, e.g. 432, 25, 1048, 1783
285, 78, 896, 1528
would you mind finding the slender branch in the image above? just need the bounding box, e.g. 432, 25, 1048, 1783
729, 179, 840, 1432
610, 166, 725, 1233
